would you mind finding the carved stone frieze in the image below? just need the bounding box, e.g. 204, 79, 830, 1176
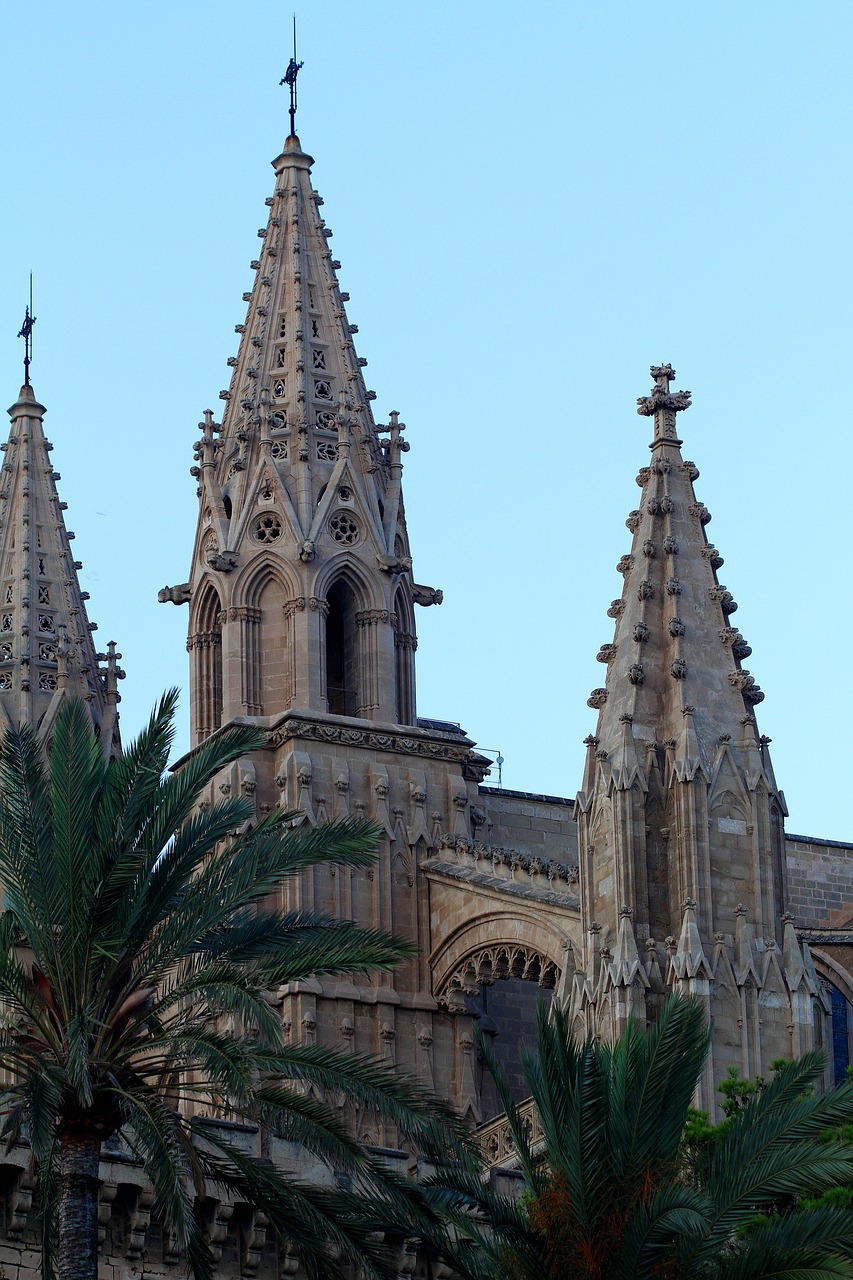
267, 716, 476, 766
438, 942, 560, 1005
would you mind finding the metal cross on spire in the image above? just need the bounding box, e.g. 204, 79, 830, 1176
280, 15, 304, 138
16, 275, 36, 387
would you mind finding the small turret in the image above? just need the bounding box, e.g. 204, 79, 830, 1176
0, 382, 123, 752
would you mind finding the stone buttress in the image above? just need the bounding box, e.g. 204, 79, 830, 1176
570, 365, 829, 1105
0, 382, 123, 748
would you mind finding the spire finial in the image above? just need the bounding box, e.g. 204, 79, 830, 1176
16, 275, 35, 387
636, 362, 691, 447
280, 16, 304, 138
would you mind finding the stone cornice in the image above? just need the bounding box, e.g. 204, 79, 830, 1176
422, 855, 580, 912
268, 710, 491, 777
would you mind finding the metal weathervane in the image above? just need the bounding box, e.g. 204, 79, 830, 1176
17, 275, 35, 387
280, 15, 304, 137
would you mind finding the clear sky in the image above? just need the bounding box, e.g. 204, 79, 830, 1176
1, 1, 851, 841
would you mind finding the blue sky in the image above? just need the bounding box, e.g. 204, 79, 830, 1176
1, 1, 851, 840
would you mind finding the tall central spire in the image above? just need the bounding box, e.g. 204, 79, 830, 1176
164, 109, 441, 746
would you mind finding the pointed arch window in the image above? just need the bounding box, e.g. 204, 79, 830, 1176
190, 586, 223, 743
325, 581, 359, 717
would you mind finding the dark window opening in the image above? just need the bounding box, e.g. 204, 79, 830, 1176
468, 977, 552, 1121
326, 581, 358, 717
223, 494, 233, 520
831, 983, 850, 1085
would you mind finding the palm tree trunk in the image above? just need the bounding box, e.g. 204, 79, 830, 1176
58, 1128, 102, 1280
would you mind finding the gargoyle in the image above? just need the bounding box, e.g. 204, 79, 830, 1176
158, 583, 191, 605
412, 583, 443, 607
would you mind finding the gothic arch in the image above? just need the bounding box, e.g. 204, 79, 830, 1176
314, 558, 385, 720
236, 558, 301, 716
811, 948, 853, 1085
429, 910, 568, 1008
812, 949, 853, 1008
233, 555, 299, 611
312, 553, 382, 612
189, 580, 223, 741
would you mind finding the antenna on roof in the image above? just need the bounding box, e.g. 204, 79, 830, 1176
17, 274, 35, 387
280, 15, 304, 138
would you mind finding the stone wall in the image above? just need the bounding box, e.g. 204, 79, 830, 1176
478, 786, 578, 866
785, 833, 853, 929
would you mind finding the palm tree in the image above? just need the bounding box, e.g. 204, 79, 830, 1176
434, 996, 853, 1280
0, 693, 468, 1280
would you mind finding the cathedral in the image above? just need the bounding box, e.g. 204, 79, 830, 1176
0, 104, 852, 1276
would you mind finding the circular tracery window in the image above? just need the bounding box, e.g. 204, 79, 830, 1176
329, 511, 360, 545
252, 513, 283, 544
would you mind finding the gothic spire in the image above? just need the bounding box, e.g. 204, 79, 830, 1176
572, 366, 800, 1098
168, 119, 440, 742
0, 382, 123, 750
587, 364, 773, 780
191, 129, 403, 570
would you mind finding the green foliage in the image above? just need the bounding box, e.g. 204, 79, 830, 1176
0, 695, 470, 1280
431, 997, 853, 1280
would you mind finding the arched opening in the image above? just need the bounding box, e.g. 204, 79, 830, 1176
325, 580, 359, 717
223, 494, 233, 520
828, 981, 852, 1084
256, 573, 290, 715
469, 976, 553, 1119
190, 584, 223, 743
437, 941, 560, 1123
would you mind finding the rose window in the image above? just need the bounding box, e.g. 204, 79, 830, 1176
328, 511, 359, 546
252, 513, 283, 544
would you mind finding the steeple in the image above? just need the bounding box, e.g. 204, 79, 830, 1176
163, 120, 440, 745
571, 366, 827, 1104
0, 383, 123, 750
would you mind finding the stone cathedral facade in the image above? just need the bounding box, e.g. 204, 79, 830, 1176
0, 120, 851, 1276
